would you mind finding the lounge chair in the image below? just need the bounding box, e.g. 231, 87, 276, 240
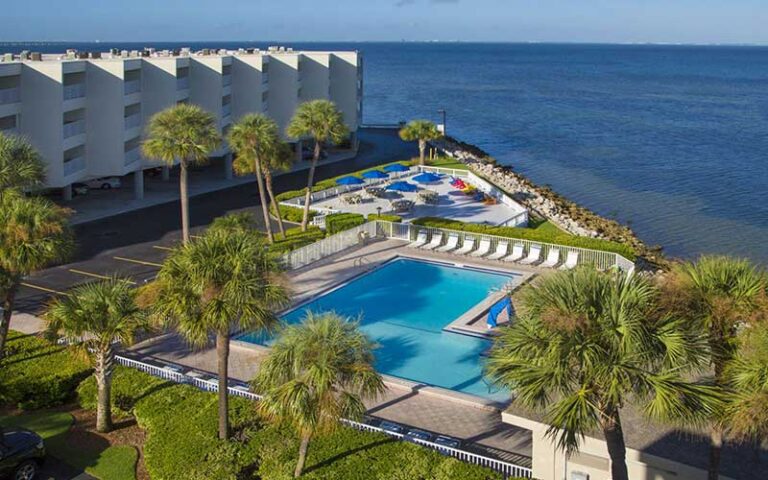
539, 248, 560, 268
502, 243, 525, 262
518, 244, 542, 265
408, 230, 428, 248
486, 241, 509, 260
454, 236, 476, 255
436, 233, 460, 252
559, 251, 579, 270
421, 232, 444, 250
469, 238, 492, 257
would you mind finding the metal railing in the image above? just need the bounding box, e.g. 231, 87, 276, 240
124, 113, 141, 129
124, 79, 141, 95
63, 83, 86, 100
176, 77, 190, 90
261, 73, 269, 84
124, 147, 140, 166
63, 120, 85, 139
282, 222, 378, 270
0, 87, 20, 105
63, 156, 85, 176
112, 354, 531, 478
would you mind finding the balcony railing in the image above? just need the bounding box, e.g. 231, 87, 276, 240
63, 120, 85, 139
63, 83, 86, 100
124, 113, 141, 129
124, 80, 141, 95
261, 73, 269, 84
0, 87, 20, 105
176, 77, 189, 90
124, 147, 140, 166
222, 74, 232, 86
261, 101, 268, 113
63, 156, 85, 176
221, 103, 231, 117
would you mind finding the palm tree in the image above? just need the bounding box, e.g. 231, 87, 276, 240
262, 141, 294, 237
486, 268, 720, 480
144, 224, 290, 440
0, 192, 72, 359
661, 256, 767, 480
44, 278, 147, 432
0, 133, 45, 191
228, 114, 281, 243
143, 104, 220, 244
398, 120, 443, 166
287, 100, 348, 231
253, 312, 385, 477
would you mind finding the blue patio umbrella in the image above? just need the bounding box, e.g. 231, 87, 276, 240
386, 181, 418, 192
335, 176, 365, 186
361, 170, 389, 179
383, 163, 410, 173
412, 172, 441, 183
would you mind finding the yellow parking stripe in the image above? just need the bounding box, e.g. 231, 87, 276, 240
113, 256, 163, 268
21, 282, 68, 296
69, 269, 137, 285
152, 245, 174, 251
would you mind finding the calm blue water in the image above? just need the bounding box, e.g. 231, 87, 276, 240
237, 258, 513, 399
6, 42, 768, 262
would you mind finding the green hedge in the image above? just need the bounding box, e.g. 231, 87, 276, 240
0, 331, 91, 410
325, 213, 366, 235
77, 367, 503, 480
270, 226, 326, 255
273, 204, 317, 223
367, 213, 403, 223
411, 217, 636, 260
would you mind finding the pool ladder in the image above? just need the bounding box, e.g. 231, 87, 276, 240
353, 256, 371, 268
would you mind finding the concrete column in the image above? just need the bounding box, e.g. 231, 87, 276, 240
134, 170, 144, 200
295, 140, 303, 162
349, 131, 358, 150
224, 153, 233, 180
161, 166, 170, 181
62, 184, 72, 202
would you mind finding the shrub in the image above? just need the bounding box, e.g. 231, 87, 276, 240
411, 217, 636, 260
270, 226, 326, 255
77, 366, 168, 418
366, 213, 403, 223
0, 331, 91, 410
273, 204, 316, 223
325, 213, 366, 235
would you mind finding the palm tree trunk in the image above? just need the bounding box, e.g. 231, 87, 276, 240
301, 140, 321, 232
179, 160, 190, 244
216, 331, 230, 440
264, 170, 285, 236
254, 157, 274, 243
94, 347, 114, 433
294, 433, 311, 477
0, 284, 18, 361
708, 426, 723, 480
602, 409, 629, 480
418, 139, 426, 165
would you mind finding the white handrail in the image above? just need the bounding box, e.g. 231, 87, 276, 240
113, 354, 531, 478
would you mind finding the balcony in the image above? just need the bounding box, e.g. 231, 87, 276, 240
222, 74, 232, 87
0, 87, 20, 105
124, 113, 141, 130
222, 103, 231, 117
261, 73, 269, 85
261, 102, 268, 113
63, 120, 85, 139
63, 156, 85, 176
124, 80, 141, 95
124, 147, 140, 166
176, 77, 189, 90
63, 84, 86, 100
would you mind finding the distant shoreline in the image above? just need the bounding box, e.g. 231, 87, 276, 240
1, 41, 767, 48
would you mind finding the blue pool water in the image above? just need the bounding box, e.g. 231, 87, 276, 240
237, 257, 515, 400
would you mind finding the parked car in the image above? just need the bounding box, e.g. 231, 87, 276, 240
71, 183, 89, 197
144, 167, 164, 178
0, 427, 45, 480
85, 177, 121, 190
301, 145, 328, 161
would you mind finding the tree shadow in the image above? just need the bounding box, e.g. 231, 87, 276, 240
302, 438, 397, 475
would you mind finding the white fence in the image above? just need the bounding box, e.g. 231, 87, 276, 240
281, 222, 379, 270
113, 354, 531, 479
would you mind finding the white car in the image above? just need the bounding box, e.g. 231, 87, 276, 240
85, 177, 121, 190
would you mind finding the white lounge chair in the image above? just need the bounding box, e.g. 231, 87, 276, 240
408, 230, 428, 248
436, 233, 460, 253
539, 248, 560, 268
502, 243, 525, 262
559, 251, 579, 270
421, 232, 444, 250
470, 238, 492, 257
486, 241, 509, 260
454, 236, 476, 256
518, 244, 542, 265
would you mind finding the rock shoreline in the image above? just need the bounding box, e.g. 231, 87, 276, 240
433, 136, 667, 269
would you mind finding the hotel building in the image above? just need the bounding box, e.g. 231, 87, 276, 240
0, 46, 363, 199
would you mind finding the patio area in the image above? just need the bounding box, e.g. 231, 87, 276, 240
310, 171, 526, 226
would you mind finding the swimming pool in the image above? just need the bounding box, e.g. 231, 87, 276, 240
237, 257, 516, 400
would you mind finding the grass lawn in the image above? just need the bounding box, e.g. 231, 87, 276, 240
0, 410, 138, 480
426, 156, 470, 171
528, 217, 570, 236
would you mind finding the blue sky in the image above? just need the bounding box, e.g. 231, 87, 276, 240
3, 0, 767, 44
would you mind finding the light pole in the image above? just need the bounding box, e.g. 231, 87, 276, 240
437, 109, 446, 135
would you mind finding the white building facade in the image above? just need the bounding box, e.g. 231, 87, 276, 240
0, 47, 362, 199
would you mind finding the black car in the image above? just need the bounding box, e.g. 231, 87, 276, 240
0, 427, 45, 480
301, 146, 328, 161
